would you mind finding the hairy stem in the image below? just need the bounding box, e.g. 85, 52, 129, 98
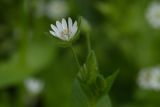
71, 46, 81, 69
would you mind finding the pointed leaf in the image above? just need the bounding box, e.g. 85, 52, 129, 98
104, 70, 119, 94
72, 79, 112, 107
72, 79, 89, 107
86, 50, 99, 84
97, 95, 112, 107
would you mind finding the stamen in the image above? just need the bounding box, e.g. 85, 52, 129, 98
61, 28, 71, 40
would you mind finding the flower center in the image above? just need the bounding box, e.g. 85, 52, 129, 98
61, 29, 71, 40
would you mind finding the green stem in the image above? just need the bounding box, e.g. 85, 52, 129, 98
71, 46, 81, 69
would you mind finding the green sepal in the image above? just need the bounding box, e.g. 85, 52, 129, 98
44, 32, 71, 47
49, 33, 72, 47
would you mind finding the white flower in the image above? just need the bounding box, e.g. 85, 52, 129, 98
146, 2, 160, 29
46, 0, 69, 20
137, 66, 160, 91
49, 17, 78, 41
137, 69, 152, 89
150, 68, 160, 90
24, 78, 44, 95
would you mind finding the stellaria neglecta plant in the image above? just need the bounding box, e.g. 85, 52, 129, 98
48, 17, 118, 107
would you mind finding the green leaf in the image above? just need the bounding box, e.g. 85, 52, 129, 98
72, 79, 89, 107
72, 79, 112, 107
86, 50, 99, 84
104, 70, 119, 94
97, 95, 112, 107
86, 50, 98, 71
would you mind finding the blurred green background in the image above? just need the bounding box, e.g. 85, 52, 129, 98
0, 0, 160, 107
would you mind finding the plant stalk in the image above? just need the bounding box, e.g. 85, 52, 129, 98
71, 46, 81, 69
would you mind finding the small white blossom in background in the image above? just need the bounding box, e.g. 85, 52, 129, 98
50, 17, 78, 41
146, 2, 160, 29
137, 66, 160, 91
46, 0, 69, 20
24, 78, 44, 95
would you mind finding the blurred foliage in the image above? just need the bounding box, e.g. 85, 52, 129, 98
0, 0, 160, 107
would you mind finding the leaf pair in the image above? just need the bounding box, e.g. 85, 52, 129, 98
74, 50, 119, 107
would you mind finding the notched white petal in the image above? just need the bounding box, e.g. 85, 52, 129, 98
73, 21, 77, 27
51, 24, 56, 30
51, 24, 60, 36
56, 21, 63, 32
50, 30, 56, 36
62, 18, 67, 30
72, 21, 78, 33
68, 17, 73, 32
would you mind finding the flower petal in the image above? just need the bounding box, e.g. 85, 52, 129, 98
49, 30, 56, 36
51, 24, 60, 37
51, 24, 58, 32
56, 21, 63, 32
72, 21, 78, 35
68, 17, 73, 32
62, 18, 67, 30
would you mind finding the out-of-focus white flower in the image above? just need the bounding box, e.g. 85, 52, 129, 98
137, 66, 160, 91
146, 2, 160, 29
150, 68, 160, 90
49, 17, 78, 41
46, 0, 69, 20
24, 78, 44, 95
137, 69, 152, 89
